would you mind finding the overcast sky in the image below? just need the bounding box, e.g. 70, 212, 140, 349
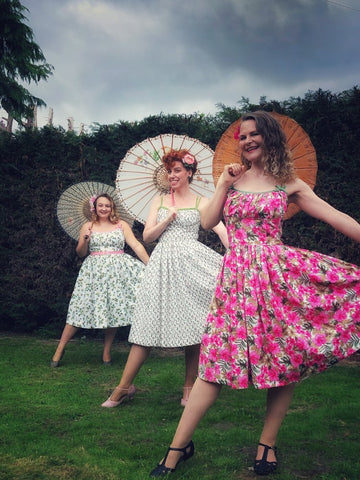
11, 0, 360, 131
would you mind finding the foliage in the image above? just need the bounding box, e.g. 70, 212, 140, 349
0, 335, 359, 480
0, 87, 359, 333
0, 0, 54, 124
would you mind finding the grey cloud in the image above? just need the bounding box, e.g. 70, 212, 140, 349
15, 0, 360, 129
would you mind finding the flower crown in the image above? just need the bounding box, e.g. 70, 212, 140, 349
182, 153, 196, 167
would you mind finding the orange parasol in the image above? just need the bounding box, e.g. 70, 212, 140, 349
212, 112, 318, 219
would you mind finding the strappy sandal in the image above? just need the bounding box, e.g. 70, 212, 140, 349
101, 385, 136, 408
150, 440, 195, 477
254, 442, 278, 476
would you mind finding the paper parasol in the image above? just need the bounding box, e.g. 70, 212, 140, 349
57, 181, 134, 240
116, 134, 216, 224
212, 112, 318, 219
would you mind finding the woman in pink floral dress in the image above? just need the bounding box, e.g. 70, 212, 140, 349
150, 111, 360, 477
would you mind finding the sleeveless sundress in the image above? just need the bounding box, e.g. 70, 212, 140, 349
199, 187, 360, 389
128, 197, 223, 347
67, 224, 145, 329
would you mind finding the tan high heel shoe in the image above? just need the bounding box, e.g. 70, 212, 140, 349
101, 384, 136, 408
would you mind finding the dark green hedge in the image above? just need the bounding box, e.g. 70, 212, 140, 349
0, 87, 359, 335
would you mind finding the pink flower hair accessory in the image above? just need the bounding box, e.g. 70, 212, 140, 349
89, 195, 97, 212
234, 125, 240, 140
182, 153, 195, 167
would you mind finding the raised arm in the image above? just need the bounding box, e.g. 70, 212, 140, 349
288, 178, 360, 243
121, 221, 150, 265
198, 197, 229, 248
143, 196, 177, 244
200, 164, 245, 230
212, 222, 229, 249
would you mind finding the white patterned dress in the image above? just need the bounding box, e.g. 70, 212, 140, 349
128, 198, 223, 347
66, 224, 145, 328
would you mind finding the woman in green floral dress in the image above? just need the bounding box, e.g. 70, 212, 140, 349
50, 193, 149, 367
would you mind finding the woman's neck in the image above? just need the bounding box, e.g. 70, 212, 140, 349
96, 217, 112, 225
172, 187, 191, 198
168, 186, 196, 208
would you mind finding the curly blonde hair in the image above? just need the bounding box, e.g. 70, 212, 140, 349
91, 193, 120, 224
240, 111, 295, 184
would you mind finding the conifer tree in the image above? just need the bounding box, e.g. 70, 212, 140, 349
0, 0, 54, 125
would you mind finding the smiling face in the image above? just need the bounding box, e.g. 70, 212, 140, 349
95, 196, 112, 219
238, 119, 265, 165
166, 160, 191, 189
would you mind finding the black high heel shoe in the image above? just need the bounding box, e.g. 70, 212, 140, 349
254, 442, 278, 476
150, 440, 194, 477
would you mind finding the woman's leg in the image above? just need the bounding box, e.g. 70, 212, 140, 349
109, 343, 151, 401
103, 327, 117, 363
256, 383, 296, 462
184, 344, 200, 386
155, 377, 222, 469
52, 324, 79, 362
182, 344, 200, 404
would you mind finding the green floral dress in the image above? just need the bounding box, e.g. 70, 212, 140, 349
66, 224, 145, 328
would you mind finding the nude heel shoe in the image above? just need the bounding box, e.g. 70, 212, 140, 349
101, 384, 136, 408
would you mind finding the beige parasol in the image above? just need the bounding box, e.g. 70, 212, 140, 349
212, 112, 318, 219
57, 181, 134, 240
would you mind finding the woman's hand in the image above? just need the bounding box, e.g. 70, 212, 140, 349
220, 163, 245, 187
76, 223, 92, 257
143, 196, 176, 243
166, 206, 177, 223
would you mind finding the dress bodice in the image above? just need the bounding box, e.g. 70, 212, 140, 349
89, 226, 125, 253
157, 207, 200, 242
224, 188, 288, 247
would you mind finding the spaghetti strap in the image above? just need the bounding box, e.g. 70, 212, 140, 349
195, 196, 202, 209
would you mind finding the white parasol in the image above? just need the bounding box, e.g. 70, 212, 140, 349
115, 134, 216, 224
57, 181, 134, 240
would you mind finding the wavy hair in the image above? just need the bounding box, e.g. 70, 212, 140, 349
240, 111, 295, 184
91, 193, 120, 224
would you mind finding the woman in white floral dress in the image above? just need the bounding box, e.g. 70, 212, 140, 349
101, 149, 228, 408
50, 193, 149, 367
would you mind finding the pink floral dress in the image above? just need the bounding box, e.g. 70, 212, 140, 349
198, 187, 360, 389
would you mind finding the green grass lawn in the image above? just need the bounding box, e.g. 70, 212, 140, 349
0, 334, 359, 480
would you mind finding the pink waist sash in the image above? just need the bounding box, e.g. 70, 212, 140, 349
90, 250, 124, 256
